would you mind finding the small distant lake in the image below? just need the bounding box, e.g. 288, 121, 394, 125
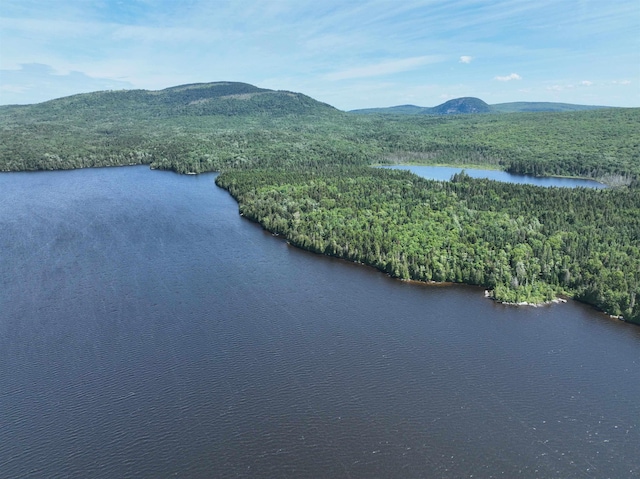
381, 165, 607, 188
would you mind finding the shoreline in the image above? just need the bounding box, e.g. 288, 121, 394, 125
484, 290, 568, 307
219, 179, 640, 326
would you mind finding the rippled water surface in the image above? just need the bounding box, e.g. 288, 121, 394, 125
1, 166, 638, 478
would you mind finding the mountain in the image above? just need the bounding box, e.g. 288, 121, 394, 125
429, 97, 491, 114
1, 82, 339, 121
350, 97, 490, 115
0, 81, 341, 174
350, 98, 611, 115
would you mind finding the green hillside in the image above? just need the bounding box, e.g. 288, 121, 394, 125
1, 83, 639, 323
0, 82, 342, 173
1, 82, 338, 121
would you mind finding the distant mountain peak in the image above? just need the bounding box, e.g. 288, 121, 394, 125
429, 97, 491, 114
349, 97, 611, 115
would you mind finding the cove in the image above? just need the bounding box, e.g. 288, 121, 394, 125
380, 165, 607, 188
1, 166, 638, 478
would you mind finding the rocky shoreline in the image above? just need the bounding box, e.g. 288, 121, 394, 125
484, 290, 567, 307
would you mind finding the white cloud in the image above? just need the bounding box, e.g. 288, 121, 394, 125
459, 55, 472, 64
547, 85, 563, 92
325, 55, 442, 81
612, 80, 632, 85
0, 63, 133, 105
580, 80, 593, 86
494, 73, 522, 81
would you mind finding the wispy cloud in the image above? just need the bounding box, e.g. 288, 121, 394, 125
0, 63, 133, 104
1, 0, 638, 107
325, 55, 442, 81
494, 73, 522, 82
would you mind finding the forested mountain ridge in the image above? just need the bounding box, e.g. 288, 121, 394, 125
1, 83, 639, 324
351, 97, 491, 115
351, 98, 612, 114
1, 82, 339, 121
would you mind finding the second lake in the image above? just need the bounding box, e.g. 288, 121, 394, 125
380, 165, 607, 188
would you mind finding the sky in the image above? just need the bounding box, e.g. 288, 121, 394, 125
1, 0, 639, 110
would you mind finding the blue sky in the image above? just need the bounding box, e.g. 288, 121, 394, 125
1, 0, 638, 109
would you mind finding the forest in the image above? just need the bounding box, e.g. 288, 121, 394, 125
1, 82, 639, 323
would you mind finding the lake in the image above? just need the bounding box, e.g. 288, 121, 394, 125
1, 166, 638, 478
380, 165, 607, 188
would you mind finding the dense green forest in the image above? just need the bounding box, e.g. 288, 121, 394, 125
217, 168, 639, 323
1, 82, 639, 323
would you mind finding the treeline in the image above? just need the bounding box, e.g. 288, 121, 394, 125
217, 167, 640, 324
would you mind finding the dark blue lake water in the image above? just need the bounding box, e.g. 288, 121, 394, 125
381, 165, 607, 188
1, 166, 637, 478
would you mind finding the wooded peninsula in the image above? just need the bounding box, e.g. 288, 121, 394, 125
1, 82, 638, 324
